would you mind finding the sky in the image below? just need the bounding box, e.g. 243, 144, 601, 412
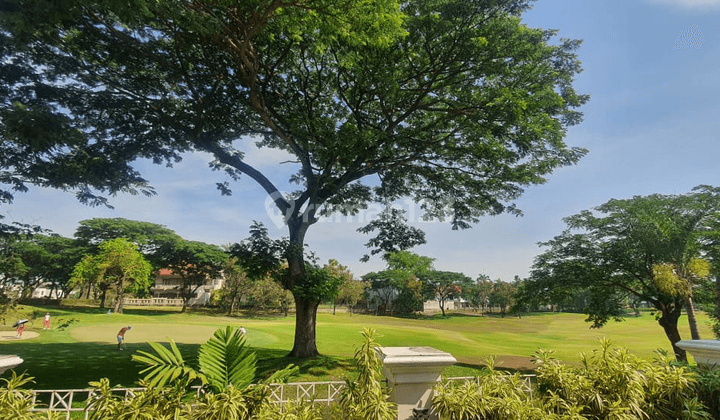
3, 0, 720, 282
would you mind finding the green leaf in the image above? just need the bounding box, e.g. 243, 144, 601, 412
198, 326, 257, 392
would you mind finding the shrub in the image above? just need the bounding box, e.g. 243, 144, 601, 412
694, 365, 720, 420
433, 339, 714, 420
338, 328, 395, 420
0, 372, 60, 420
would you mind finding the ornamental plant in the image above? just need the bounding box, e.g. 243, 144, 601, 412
433, 339, 714, 420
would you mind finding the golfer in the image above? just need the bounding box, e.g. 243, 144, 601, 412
42, 313, 51, 330
117, 326, 132, 350
16, 322, 25, 338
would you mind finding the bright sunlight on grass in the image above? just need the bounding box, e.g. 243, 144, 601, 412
0, 304, 713, 389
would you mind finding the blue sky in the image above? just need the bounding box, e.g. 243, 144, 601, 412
4, 0, 720, 282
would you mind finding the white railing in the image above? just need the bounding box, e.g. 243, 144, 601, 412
123, 297, 184, 306
29, 387, 146, 420
27, 381, 347, 419
27, 376, 534, 418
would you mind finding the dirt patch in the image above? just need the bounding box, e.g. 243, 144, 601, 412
492, 355, 536, 371
0, 331, 40, 341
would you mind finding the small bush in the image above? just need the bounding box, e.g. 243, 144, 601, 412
0, 372, 60, 420
433, 339, 714, 420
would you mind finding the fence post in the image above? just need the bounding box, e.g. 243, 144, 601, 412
377, 347, 456, 420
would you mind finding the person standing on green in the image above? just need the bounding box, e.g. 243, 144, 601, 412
42, 313, 51, 330
117, 326, 131, 350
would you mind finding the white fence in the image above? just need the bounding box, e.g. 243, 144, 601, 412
29, 387, 147, 420
27, 376, 534, 419
28, 382, 346, 419
123, 297, 184, 306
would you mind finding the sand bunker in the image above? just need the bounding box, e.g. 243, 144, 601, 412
0, 330, 40, 341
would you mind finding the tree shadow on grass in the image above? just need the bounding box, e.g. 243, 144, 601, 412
0, 341, 354, 390
252, 347, 355, 382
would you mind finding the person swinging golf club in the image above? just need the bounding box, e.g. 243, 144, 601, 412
117, 326, 132, 350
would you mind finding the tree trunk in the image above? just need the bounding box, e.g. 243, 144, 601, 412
114, 279, 124, 314
290, 295, 320, 357
684, 296, 701, 340
228, 296, 237, 315
439, 300, 446, 316
99, 288, 107, 308
657, 304, 687, 362
716, 275, 720, 324
114, 291, 124, 314
21, 278, 32, 299
286, 217, 320, 357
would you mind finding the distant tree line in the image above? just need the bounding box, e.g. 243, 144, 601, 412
0, 218, 366, 318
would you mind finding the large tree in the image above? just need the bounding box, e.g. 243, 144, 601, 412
462, 275, 494, 314
1, 0, 587, 357
74, 218, 181, 269
525, 187, 720, 361
363, 251, 435, 314
157, 240, 229, 312
0, 234, 85, 298
70, 238, 152, 313
488, 279, 517, 317
420, 270, 471, 316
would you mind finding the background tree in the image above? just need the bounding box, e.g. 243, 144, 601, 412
463, 275, 494, 314
335, 276, 369, 316
228, 222, 294, 315
324, 259, 356, 315
363, 251, 435, 315
0, 234, 85, 298
524, 187, 720, 361
157, 240, 229, 312
488, 280, 517, 317
363, 271, 399, 315
420, 270, 472, 316
74, 218, 181, 269
213, 257, 251, 316
1, 0, 587, 357
70, 238, 152, 313
695, 187, 720, 337
245, 276, 294, 315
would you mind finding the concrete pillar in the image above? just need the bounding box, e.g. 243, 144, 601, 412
676, 340, 720, 367
377, 346, 456, 420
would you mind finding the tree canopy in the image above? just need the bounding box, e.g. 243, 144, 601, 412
157, 239, 229, 312
1, 0, 587, 356
0, 234, 85, 299
420, 270, 471, 316
70, 238, 152, 313
524, 186, 720, 361
74, 218, 181, 268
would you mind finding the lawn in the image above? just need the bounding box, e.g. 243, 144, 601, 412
0, 304, 714, 390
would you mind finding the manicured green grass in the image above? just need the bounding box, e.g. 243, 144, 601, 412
0, 304, 714, 389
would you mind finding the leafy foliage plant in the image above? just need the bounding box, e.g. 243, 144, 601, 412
433, 339, 715, 420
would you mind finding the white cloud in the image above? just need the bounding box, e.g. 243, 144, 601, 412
646, 0, 720, 10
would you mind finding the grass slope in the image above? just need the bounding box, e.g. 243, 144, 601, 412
0, 305, 714, 389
